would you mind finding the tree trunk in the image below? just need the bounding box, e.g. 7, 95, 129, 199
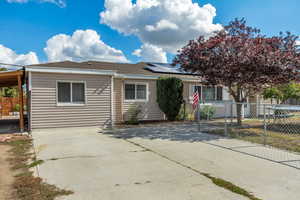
236, 103, 243, 126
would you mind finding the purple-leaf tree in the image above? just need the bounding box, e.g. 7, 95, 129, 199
173, 18, 300, 125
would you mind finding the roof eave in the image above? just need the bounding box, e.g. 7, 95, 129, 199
25, 66, 117, 76
25, 66, 200, 82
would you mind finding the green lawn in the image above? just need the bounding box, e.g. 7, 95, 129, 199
207, 125, 300, 153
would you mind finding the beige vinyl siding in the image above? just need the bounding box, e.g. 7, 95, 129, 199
111, 80, 197, 123
122, 79, 165, 121
116, 79, 194, 122
115, 80, 237, 123
113, 78, 123, 123
183, 81, 192, 103
31, 72, 112, 129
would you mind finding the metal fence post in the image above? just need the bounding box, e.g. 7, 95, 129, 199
224, 102, 228, 137
263, 104, 267, 145
207, 105, 210, 120
230, 102, 233, 125
183, 101, 186, 121
198, 103, 201, 132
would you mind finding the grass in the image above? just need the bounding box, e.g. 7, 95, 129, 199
207, 126, 300, 153
26, 159, 45, 168
0, 135, 73, 200
201, 173, 262, 200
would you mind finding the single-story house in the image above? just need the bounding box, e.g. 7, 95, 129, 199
22, 61, 236, 130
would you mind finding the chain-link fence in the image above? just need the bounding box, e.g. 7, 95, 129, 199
184, 102, 300, 169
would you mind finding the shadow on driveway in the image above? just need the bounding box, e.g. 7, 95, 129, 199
104, 122, 300, 170
104, 123, 223, 143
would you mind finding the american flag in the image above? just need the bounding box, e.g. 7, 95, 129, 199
192, 91, 199, 109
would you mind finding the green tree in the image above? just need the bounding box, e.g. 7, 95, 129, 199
263, 82, 300, 104
2, 87, 18, 97
157, 77, 183, 121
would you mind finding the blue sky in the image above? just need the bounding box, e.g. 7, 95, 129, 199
0, 0, 299, 65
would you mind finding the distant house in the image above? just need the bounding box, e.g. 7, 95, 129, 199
23, 61, 233, 130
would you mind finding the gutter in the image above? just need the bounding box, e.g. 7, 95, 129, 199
25, 66, 117, 76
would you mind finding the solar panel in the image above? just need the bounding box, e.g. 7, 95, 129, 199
145, 63, 195, 75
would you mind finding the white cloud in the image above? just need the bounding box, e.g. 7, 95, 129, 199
44, 29, 129, 63
100, 0, 222, 53
6, 0, 66, 7
145, 19, 178, 32
133, 43, 167, 63
0, 44, 39, 65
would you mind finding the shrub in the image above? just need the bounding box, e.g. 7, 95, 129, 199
176, 103, 188, 121
157, 77, 183, 121
187, 113, 195, 121
126, 105, 142, 125
13, 104, 20, 112
199, 105, 216, 120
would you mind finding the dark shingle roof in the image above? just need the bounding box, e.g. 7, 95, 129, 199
28, 61, 199, 80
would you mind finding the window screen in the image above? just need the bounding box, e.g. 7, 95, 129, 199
203, 86, 216, 101
72, 83, 85, 103
125, 84, 136, 100
57, 82, 71, 103
137, 85, 146, 99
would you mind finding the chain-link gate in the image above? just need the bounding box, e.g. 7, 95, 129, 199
186, 102, 300, 169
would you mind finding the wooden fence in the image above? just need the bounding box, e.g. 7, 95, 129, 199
0, 97, 26, 116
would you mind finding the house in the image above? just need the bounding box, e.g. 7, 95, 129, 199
23, 61, 233, 130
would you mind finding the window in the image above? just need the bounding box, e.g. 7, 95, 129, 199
137, 85, 147, 99
192, 85, 223, 101
202, 86, 215, 101
216, 86, 223, 101
57, 82, 71, 103
125, 84, 135, 100
72, 83, 85, 103
57, 82, 86, 105
193, 85, 201, 94
125, 83, 147, 101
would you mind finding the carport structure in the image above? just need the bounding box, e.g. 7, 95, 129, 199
0, 70, 25, 132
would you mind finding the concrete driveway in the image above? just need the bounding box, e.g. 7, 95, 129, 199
32, 125, 300, 200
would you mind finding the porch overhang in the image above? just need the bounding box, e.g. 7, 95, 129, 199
0, 70, 25, 132
0, 71, 24, 87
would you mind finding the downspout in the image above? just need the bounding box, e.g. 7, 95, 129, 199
111, 75, 114, 128
28, 71, 32, 132
121, 78, 124, 122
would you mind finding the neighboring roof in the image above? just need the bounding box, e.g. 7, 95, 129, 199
27, 61, 200, 81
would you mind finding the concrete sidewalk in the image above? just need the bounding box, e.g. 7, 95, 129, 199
32, 127, 247, 200
109, 125, 300, 200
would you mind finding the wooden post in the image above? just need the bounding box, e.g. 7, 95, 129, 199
0, 96, 2, 118
17, 75, 24, 132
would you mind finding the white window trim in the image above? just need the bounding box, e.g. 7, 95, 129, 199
124, 82, 149, 102
56, 80, 87, 106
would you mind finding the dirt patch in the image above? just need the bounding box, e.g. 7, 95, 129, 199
0, 134, 73, 200
0, 145, 14, 200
